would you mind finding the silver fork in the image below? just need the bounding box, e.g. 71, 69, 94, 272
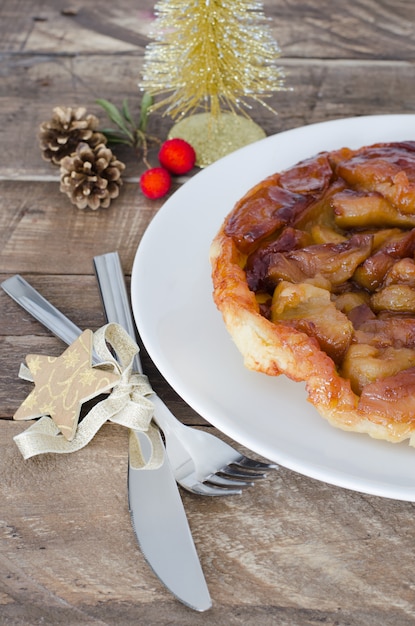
2, 271, 277, 496
93, 253, 277, 496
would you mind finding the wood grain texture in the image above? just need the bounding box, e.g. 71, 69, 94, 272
268, 0, 415, 60
2, 0, 415, 623
2, 58, 415, 179
2, 421, 415, 626
0, 274, 204, 424
0, 180, 159, 273
2, 0, 415, 58
2, 0, 415, 179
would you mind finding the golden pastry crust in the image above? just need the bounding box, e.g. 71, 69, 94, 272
210, 142, 415, 446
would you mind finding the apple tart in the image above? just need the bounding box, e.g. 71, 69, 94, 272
210, 141, 415, 446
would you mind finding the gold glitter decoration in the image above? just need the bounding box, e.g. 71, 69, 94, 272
168, 112, 265, 167
140, 0, 286, 120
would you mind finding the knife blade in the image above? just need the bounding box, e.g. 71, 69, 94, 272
1, 273, 212, 612
93, 253, 213, 611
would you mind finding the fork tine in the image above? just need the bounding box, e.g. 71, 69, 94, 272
179, 476, 243, 496
233, 455, 278, 471
219, 465, 268, 480
206, 474, 254, 488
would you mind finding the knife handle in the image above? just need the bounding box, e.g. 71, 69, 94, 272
93, 252, 142, 373
93, 253, 188, 439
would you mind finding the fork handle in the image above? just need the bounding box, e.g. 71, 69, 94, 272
1, 275, 82, 347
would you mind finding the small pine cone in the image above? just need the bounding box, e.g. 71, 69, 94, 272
60, 142, 125, 210
39, 106, 106, 165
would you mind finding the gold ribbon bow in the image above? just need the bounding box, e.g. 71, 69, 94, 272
13, 323, 164, 469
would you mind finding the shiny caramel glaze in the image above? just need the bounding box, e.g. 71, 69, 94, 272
210, 142, 415, 445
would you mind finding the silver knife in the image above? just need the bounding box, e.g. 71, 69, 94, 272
1, 273, 212, 612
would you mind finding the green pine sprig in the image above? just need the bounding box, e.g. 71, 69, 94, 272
96, 93, 160, 167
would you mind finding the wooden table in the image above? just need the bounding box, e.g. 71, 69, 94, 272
2, 1, 415, 624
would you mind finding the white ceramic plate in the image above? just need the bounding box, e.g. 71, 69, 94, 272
132, 115, 415, 501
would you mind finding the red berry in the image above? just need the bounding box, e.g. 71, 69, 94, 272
140, 167, 171, 199
158, 138, 196, 175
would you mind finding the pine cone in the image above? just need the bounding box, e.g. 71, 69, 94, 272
60, 142, 125, 210
39, 106, 106, 164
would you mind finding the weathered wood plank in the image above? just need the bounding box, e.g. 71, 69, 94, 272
0, 180, 162, 274
2, 57, 415, 180
0, 333, 205, 424
0, 276, 204, 424
1, 420, 415, 625
0, 275, 106, 334
2, 1, 415, 623
268, 0, 415, 60
2, 0, 415, 59
0, 0, 155, 53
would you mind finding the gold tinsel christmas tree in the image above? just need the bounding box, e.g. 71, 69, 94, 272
140, 0, 285, 166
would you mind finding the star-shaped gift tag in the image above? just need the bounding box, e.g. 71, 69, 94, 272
14, 329, 119, 441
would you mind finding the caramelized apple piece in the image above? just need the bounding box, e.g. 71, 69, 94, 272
346, 303, 376, 328
380, 228, 415, 257
310, 224, 347, 244
354, 317, 415, 349
269, 234, 372, 288
279, 152, 333, 194
383, 258, 415, 287
370, 228, 404, 251
245, 227, 312, 291
358, 367, 415, 425
371, 284, 415, 313
267, 253, 308, 285
293, 179, 346, 233
304, 274, 333, 291
332, 190, 415, 229
353, 253, 395, 291
225, 154, 333, 254
353, 228, 415, 291
334, 142, 415, 213
225, 183, 312, 254
271, 281, 353, 362
342, 314, 415, 393
381, 170, 415, 213
366, 170, 415, 215
334, 291, 370, 314
341, 344, 415, 394
343, 228, 400, 251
